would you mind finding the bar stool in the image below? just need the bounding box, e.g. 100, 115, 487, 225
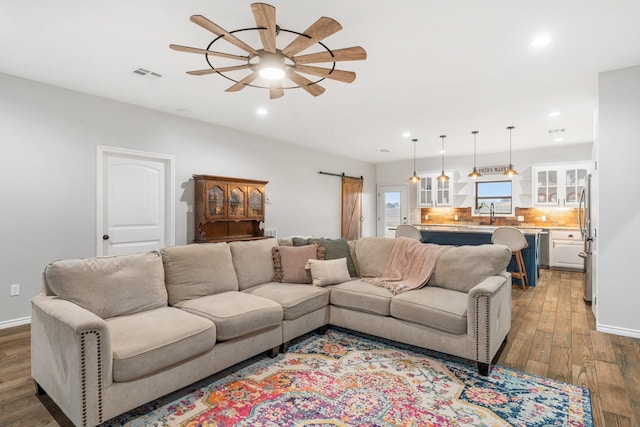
395, 224, 423, 242
491, 226, 529, 289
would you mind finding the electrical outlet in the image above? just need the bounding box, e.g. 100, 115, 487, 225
541, 215, 547, 222
517, 215, 524, 222
454, 215, 459, 221
10, 283, 20, 296
424, 214, 429, 221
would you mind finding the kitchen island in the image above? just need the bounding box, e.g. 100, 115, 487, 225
416, 225, 542, 287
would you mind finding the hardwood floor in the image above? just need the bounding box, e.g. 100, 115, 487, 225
0, 269, 638, 426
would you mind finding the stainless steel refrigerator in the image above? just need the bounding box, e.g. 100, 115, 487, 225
578, 174, 593, 302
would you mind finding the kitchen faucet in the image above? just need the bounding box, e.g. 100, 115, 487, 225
490, 202, 495, 225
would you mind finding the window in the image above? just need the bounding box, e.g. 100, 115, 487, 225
476, 181, 512, 214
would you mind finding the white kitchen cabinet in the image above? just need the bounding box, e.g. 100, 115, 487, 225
549, 229, 585, 271
417, 172, 453, 207
533, 163, 590, 207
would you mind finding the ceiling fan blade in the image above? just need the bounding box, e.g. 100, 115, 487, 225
281, 17, 342, 58
226, 72, 260, 92
251, 3, 277, 53
294, 65, 356, 83
269, 80, 284, 99
287, 72, 326, 97
169, 44, 249, 61
187, 64, 251, 75
190, 15, 259, 56
293, 46, 367, 65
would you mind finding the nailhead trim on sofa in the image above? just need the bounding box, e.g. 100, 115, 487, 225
474, 294, 491, 364
80, 330, 103, 426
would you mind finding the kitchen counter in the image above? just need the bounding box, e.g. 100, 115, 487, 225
414, 224, 544, 235
414, 224, 540, 286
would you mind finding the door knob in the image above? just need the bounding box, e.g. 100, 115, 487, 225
103, 235, 110, 240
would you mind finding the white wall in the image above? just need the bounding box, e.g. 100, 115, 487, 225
596, 65, 640, 337
0, 73, 376, 327
376, 143, 593, 222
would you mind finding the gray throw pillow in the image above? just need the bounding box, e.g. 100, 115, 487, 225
307, 238, 358, 277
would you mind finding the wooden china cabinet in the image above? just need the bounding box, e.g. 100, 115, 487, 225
193, 174, 268, 243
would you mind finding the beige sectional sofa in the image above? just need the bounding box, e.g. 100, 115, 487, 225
31, 237, 512, 427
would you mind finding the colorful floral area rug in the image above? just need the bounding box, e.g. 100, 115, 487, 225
102, 328, 593, 426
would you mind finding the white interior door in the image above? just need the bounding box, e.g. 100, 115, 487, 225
97, 146, 175, 256
377, 185, 408, 237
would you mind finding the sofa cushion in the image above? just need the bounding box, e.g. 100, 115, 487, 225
243, 282, 330, 320
390, 287, 468, 335
175, 292, 283, 341
429, 244, 512, 293
297, 238, 358, 278
354, 237, 396, 277
272, 244, 321, 284
106, 307, 216, 382
161, 243, 239, 305
229, 238, 279, 290
307, 258, 352, 286
44, 251, 167, 319
329, 279, 394, 316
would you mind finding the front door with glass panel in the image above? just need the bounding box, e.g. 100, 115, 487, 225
377, 185, 408, 237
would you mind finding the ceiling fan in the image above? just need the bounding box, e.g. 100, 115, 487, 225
170, 3, 367, 99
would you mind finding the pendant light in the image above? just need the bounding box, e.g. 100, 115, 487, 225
409, 138, 419, 183
503, 126, 518, 176
437, 135, 449, 182
468, 130, 482, 179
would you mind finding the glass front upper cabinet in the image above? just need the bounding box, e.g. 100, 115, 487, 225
533, 163, 590, 207
417, 173, 452, 207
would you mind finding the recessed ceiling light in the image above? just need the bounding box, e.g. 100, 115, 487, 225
402, 132, 411, 138
256, 108, 268, 116
548, 111, 560, 117
531, 34, 552, 48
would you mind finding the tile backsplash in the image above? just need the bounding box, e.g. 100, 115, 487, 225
420, 207, 579, 228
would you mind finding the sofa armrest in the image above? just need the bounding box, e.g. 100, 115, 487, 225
31, 295, 112, 427
466, 272, 512, 364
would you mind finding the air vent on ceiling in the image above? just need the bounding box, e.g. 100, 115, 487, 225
547, 128, 566, 134
132, 68, 162, 79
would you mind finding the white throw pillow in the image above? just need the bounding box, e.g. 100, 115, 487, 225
306, 258, 351, 286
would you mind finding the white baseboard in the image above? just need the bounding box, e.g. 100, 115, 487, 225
0, 316, 31, 330
596, 321, 640, 339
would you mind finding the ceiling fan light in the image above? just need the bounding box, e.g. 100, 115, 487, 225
259, 66, 285, 80
258, 53, 286, 80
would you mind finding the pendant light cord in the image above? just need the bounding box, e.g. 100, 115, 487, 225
473, 131, 478, 167
507, 126, 514, 165
413, 139, 417, 172
440, 135, 446, 172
